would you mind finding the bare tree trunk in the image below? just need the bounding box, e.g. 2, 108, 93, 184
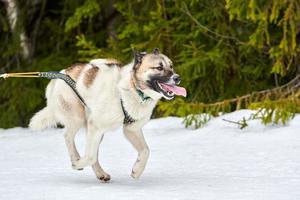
1, 0, 31, 60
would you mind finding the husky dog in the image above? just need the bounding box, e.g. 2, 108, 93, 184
29, 48, 187, 182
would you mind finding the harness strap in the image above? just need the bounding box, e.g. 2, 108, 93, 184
135, 88, 151, 102
131, 78, 152, 102
39, 72, 87, 107
120, 99, 136, 125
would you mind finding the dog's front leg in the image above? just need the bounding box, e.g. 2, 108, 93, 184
123, 126, 149, 179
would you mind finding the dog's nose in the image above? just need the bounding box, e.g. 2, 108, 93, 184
173, 74, 181, 85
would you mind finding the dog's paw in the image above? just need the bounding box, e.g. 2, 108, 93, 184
71, 156, 84, 170
72, 163, 83, 170
131, 170, 140, 179
71, 161, 84, 170
72, 157, 93, 170
97, 174, 111, 182
131, 161, 145, 179
72, 160, 86, 170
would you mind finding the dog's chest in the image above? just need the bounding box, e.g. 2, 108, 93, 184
121, 98, 156, 121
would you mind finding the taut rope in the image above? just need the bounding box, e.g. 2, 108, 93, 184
0, 71, 87, 107
0, 72, 40, 78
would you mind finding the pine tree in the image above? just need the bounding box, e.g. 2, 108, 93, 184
0, 0, 299, 128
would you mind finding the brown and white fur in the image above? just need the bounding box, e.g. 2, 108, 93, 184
29, 49, 183, 182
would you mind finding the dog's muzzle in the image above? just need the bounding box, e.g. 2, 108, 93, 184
147, 74, 187, 100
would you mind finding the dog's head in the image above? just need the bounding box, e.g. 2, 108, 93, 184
132, 48, 187, 100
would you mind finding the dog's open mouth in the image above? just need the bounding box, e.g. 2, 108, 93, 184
156, 81, 187, 99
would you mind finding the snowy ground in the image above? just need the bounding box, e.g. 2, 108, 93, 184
0, 110, 300, 200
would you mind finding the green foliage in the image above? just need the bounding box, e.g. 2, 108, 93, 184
0, 1, 90, 128
0, 0, 299, 128
0, 79, 43, 128
223, 102, 297, 130
75, 34, 103, 62
157, 75, 299, 128
184, 114, 212, 129
226, 0, 300, 76
249, 97, 299, 125
0, 53, 73, 128
65, 0, 100, 32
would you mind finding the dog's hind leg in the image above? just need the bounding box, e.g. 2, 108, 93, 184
123, 126, 149, 179
72, 122, 110, 181
56, 94, 85, 169
91, 142, 111, 182
64, 125, 81, 167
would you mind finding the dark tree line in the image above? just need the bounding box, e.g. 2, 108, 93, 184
0, 0, 299, 128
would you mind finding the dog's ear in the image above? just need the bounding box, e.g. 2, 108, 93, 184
153, 48, 160, 55
133, 49, 147, 69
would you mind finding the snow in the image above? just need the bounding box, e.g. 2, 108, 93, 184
0, 110, 300, 200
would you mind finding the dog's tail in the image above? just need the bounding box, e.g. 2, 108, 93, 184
29, 106, 57, 130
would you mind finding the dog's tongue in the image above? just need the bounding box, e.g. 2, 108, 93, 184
160, 83, 187, 97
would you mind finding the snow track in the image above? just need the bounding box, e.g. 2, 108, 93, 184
0, 110, 300, 200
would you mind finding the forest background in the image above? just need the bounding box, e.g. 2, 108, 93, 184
0, 0, 299, 128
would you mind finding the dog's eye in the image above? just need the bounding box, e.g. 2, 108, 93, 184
156, 66, 163, 71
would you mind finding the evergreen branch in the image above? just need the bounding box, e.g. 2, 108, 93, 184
187, 74, 300, 109
180, 2, 246, 44
222, 118, 248, 129
159, 75, 300, 129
